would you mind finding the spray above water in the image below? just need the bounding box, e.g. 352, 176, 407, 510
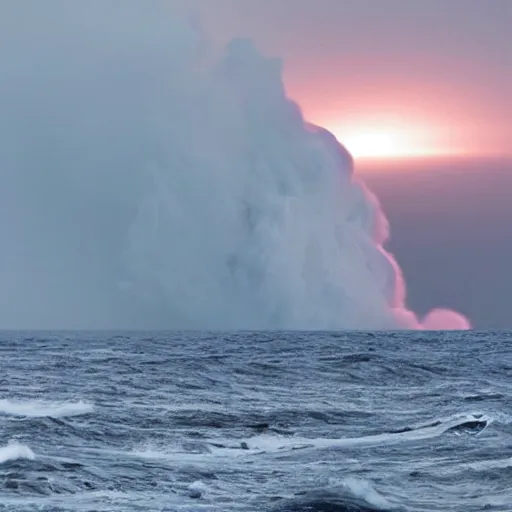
0, 3, 469, 330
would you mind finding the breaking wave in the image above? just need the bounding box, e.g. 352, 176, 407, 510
272, 477, 396, 512
0, 399, 94, 418
0, 441, 35, 464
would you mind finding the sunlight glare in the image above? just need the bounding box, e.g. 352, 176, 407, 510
342, 131, 406, 159
327, 117, 454, 161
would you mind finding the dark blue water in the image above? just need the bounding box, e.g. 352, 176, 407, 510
0, 331, 510, 511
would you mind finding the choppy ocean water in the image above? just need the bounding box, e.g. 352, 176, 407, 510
0, 331, 510, 511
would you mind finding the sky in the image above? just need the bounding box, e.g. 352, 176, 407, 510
176, 0, 512, 327
178, 0, 512, 160
0, 0, 510, 329
363, 158, 512, 329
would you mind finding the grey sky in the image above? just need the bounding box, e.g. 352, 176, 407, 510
362, 159, 512, 329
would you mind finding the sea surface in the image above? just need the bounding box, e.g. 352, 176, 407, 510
0, 330, 511, 511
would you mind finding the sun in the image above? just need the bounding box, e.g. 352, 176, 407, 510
326, 118, 450, 161
341, 131, 407, 159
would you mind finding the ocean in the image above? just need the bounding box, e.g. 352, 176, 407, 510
0, 330, 510, 511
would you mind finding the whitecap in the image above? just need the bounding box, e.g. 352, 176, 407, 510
241, 412, 491, 453
0, 441, 35, 463
0, 399, 94, 418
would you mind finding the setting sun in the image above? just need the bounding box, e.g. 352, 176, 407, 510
329, 122, 442, 161
319, 112, 470, 162
341, 131, 409, 159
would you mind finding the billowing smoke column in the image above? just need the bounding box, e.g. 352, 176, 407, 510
0, 2, 469, 330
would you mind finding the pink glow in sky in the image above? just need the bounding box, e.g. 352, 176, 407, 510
293, 85, 491, 162
182, 0, 512, 162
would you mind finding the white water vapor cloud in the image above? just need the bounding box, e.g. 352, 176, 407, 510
0, 1, 469, 330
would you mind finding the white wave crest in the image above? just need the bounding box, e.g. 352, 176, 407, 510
240, 412, 490, 453
131, 413, 490, 467
336, 477, 392, 509
0, 399, 94, 418
0, 441, 35, 464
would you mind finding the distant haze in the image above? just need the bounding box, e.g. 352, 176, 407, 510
0, 1, 507, 329
0, 1, 473, 330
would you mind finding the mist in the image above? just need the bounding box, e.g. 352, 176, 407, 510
0, 1, 469, 330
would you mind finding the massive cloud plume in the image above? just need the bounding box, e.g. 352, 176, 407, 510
0, 2, 469, 330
